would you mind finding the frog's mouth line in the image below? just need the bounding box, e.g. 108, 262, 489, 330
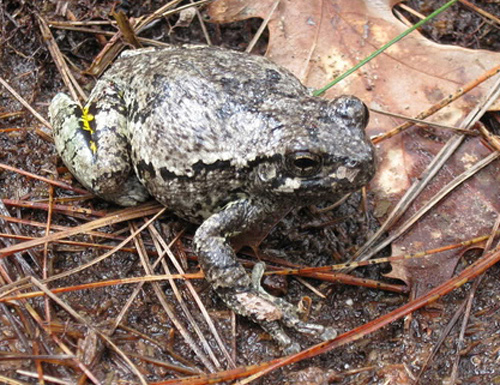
270, 174, 364, 198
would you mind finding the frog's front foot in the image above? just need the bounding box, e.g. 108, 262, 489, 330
251, 262, 337, 345
212, 261, 336, 354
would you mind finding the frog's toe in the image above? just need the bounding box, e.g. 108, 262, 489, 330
260, 319, 301, 354
283, 341, 301, 356
282, 316, 336, 341
319, 326, 337, 341
251, 261, 267, 293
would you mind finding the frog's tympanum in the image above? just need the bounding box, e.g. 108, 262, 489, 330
50, 45, 376, 354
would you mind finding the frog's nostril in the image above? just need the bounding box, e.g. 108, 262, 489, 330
286, 151, 322, 177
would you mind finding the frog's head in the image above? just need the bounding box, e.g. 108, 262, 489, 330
255, 95, 376, 204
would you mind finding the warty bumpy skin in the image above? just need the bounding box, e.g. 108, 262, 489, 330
49, 45, 376, 354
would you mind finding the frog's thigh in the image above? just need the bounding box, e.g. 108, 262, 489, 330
50, 85, 149, 206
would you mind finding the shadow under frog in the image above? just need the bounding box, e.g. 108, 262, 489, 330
49, 45, 376, 354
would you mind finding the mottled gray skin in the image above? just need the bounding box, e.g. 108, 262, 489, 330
49, 45, 376, 354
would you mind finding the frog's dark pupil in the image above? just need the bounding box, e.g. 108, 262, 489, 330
286, 152, 322, 177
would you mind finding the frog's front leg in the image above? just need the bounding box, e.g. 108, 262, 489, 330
49, 82, 149, 206
194, 199, 336, 354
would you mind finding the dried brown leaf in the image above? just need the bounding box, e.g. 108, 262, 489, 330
207, 0, 500, 293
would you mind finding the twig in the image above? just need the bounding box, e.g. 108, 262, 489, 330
353, 67, 500, 265
246, 0, 279, 53
136, 223, 219, 372
149, 243, 500, 384
370, 107, 478, 135
372, 64, 500, 143
149, 224, 237, 368
448, 214, 500, 384
37, 14, 87, 102
29, 277, 148, 385
0, 76, 51, 128
458, 0, 500, 26
0, 202, 163, 259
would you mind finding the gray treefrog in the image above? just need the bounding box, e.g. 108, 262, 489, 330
49, 45, 376, 354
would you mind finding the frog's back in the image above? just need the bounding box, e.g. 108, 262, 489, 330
103, 46, 309, 219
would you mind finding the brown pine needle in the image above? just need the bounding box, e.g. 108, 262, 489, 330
372, 64, 500, 144
0, 273, 204, 302
0, 202, 163, 260
267, 229, 498, 276
0, 162, 89, 194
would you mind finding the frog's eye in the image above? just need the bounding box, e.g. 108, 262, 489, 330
285, 151, 323, 178
331, 95, 369, 128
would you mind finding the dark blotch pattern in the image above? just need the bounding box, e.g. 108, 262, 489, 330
136, 159, 156, 180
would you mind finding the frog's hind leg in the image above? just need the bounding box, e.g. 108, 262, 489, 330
49, 84, 150, 206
